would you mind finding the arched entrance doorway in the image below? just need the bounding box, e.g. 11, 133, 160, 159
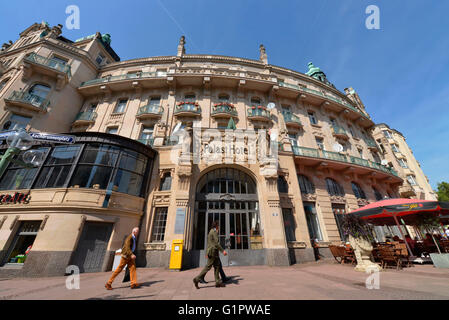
193, 167, 262, 266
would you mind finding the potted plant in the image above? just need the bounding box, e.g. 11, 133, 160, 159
414, 215, 449, 268
341, 214, 381, 272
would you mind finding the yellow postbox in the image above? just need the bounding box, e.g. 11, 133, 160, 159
169, 239, 184, 270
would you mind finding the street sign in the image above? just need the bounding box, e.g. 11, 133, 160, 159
0, 131, 17, 140
28, 132, 76, 144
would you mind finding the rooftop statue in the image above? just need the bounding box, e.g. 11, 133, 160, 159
102, 34, 112, 46
305, 62, 335, 88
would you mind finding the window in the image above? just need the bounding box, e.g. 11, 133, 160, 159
3, 114, 32, 131
0, 148, 49, 191
308, 112, 317, 125
48, 56, 68, 69
0, 78, 9, 91
28, 84, 51, 105
148, 96, 161, 107
332, 204, 346, 241
304, 202, 322, 241
277, 176, 289, 193
383, 130, 392, 139
250, 97, 261, 106
4, 221, 41, 265
358, 148, 364, 159
159, 172, 172, 191
326, 178, 345, 197
218, 94, 229, 102
407, 175, 417, 186
139, 125, 154, 145
70, 144, 147, 196
315, 137, 324, 150
348, 125, 355, 137
372, 152, 381, 164
351, 182, 366, 199
106, 127, 118, 135
398, 158, 408, 169
184, 94, 196, 102
151, 207, 168, 242
114, 99, 127, 113
96, 53, 105, 65
282, 208, 296, 242
391, 144, 399, 153
288, 134, 298, 147
34, 145, 81, 189
297, 174, 315, 194
330, 118, 337, 126
373, 187, 383, 201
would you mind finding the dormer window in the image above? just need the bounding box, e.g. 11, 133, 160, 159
96, 53, 105, 65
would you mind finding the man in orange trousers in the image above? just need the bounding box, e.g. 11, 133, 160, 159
105, 227, 140, 289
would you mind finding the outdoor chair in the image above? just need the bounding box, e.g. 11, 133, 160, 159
329, 245, 344, 264
378, 247, 402, 270
440, 240, 449, 253
393, 243, 412, 268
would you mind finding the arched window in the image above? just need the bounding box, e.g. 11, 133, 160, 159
297, 174, 315, 194
159, 172, 172, 191
184, 93, 196, 102
218, 94, 229, 102
277, 175, 289, 193
250, 97, 261, 106
198, 168, 256, 195
351, 182, 366, 199
326, 178, 345, 197
373, 187, 383, 201
29, 83, 51, 99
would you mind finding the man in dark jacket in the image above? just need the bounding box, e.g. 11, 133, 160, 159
105, 227, 140, 290
193, 221, 227, 288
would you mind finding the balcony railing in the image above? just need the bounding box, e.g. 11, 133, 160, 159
137, 105, 164, 117
291, 147, 399, 177
80, 71, 167, 87
6, 91, 49, 112
282, 112, 302, 127
74, 110, 97, 122
25, 53, 71, 77
332, 125, 349, 137
323, 150, 347, 162
292, 146, 320, 158
211, 104, 238, 117
247, 107, 271, 121
174, 103, 201, 115
365, 138, 378, 149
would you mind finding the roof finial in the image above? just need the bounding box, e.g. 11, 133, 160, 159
259, 44, 268, 64
177, 35, 186, 57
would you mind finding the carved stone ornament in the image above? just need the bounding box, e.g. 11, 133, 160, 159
144, 242, 166, 251
302, 193, 317, 202
357, 198, 369, 207
330, 195, 346, 204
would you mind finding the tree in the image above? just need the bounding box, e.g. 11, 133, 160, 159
436, 182, 449, 202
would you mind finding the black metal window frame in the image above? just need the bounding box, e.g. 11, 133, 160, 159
326, 178, 345, 197
351, 181, 367, 199
297, 174, 315, 194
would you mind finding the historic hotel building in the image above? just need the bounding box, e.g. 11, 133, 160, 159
0, 22, 432, 276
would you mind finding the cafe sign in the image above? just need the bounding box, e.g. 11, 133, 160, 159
0, 192, 30, 205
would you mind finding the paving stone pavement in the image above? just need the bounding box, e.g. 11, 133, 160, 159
0, 261, 448, 300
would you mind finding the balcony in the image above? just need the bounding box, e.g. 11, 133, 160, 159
277, 80, 374, 129
136, 105, 164, 120
399, 184, 417, 198
247, 107, 271, 122
282, 112, 302, 129
332, 125, 349, 140
291, 147, 400, 180
174, 102, 201, 117
23, 53, 71, 90
4, 90, 49, 113
365, 138, 378, 151
211, 103, 238, 118
72, 111, 97, 126
80, 71, 167, 87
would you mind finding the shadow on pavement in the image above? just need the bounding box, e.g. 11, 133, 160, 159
86, 294, 155, 300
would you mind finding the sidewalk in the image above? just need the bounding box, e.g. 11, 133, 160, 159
0, 262, 448, 300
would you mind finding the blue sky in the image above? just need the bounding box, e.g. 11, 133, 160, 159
1, 0, 448, 190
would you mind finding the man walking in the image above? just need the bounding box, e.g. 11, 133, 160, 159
105, 227, 140, 290
193, 221, 227, 288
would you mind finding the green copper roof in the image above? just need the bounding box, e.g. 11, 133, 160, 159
305, 62, 335, 88
306, 62, 321, 76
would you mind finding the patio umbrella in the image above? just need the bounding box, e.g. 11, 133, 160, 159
349, 199, 449, 256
